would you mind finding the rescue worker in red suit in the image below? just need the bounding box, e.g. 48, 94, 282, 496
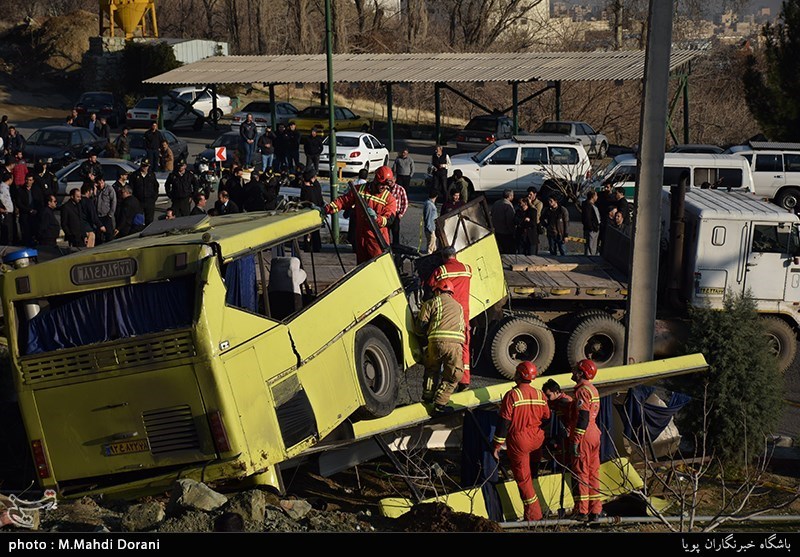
492, 361, 551, 522
568, 358, 603, 521
325, 165, 397, 264
426, 246, 472, 391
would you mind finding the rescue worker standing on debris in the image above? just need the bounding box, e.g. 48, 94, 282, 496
415, 279, 465, 416
426, 246, 472, 392
325, 165, 397, 264
569, 358, 603, 521
492, 361, 551, 522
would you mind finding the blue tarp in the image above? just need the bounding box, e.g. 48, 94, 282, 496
26, 278, 193, 355
224, 255, 258, 313
461, 409, 504, 522
619, 386, 692, 446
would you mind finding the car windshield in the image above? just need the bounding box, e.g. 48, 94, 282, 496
465, 118, 497, 132
299, 107, 328, 118
322, 136, 360, 148
136, 98, 160, 109
473, 142, 502, 164
212, 135, 240, 148
27, 130, 71, 147
78, 93, 113, 105
242, 102, 270, 112
594, 157, 633, 181
537, 122, 571, 134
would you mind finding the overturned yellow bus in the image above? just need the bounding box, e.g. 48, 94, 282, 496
0, 201, 507, 498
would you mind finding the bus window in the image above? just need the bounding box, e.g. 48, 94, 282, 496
21, 276, 195, 356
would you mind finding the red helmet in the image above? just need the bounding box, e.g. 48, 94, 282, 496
374, 165, 394, 185
433, 278, 454, 294
516, 361, 538, 382
576, 358, 598, 380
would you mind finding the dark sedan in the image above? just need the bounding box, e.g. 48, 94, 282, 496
194, 131, 242, 172
126, 129, 189, 166
74, 91, 127, 129
22, 126, 107, 171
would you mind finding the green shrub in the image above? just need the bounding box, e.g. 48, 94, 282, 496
673, 290, 784, 469
121, 41, 181, 97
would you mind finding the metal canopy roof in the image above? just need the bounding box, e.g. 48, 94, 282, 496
144, 50, 701, 86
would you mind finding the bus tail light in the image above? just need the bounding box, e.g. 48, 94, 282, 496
31, 439, 50, 479
208, 411, 231, 453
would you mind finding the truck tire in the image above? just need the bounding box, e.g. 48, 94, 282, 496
761, 316, 797, 373
491, 316, 556, 380
352, 325, 400, 420
566, 314, 625, 369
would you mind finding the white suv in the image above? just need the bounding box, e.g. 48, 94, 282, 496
726, 142, 800, 210
448, 134, 591, 198
169, 87, 233, 122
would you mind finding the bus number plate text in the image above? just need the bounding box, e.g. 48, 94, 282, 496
103, 439, 150, 456
70, 258, 138, 285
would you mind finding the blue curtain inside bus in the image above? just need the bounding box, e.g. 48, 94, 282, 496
224, 255, 258, 313
619, 386, 691, 448
26, 278, 193, 355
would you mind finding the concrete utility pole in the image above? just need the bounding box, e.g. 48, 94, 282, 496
624, 0, 674, 364
324, 0, 339, 241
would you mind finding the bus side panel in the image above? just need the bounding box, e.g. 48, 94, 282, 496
221, 345, 290, 469
457, 235, 508, 318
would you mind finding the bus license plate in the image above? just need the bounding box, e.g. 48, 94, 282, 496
103, 439, 150, 456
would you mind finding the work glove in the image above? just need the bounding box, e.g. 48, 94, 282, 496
316, 206, 327, 220
572, 443, 580, 458
366, 207, 377, 219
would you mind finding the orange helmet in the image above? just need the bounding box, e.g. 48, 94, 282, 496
516, 361, 538, 382
374, 165, 394, 185
576, 358, 598, 380
433, 278, 454, 294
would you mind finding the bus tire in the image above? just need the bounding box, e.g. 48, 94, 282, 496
352, 324, 400, 420
490, 316, 556, 380
761, 316, 797, 373
566, 314, 625, 369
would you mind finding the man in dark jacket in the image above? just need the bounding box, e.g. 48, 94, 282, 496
33, 159, 57, 199
581, 189, 601, 256
165, 160, 197, 217
37, 194, 61, 248
223, 166, 246, 209
542, 196, 569, 256
241, 172, 267, 212
302, 127, 324, 174
142, 122, 164, 169
129, 159, 159, 225
613, 187, 630, 225
16, 174, 45, 246
213, 190, 240, 215
190, 192, 208, 215
60, 188, 85, 248
78, 153, 102, 183
115, 185, 145, 238
79, 182, 104, 248
239, 114, 258, 170
299, 167, 324, 252
274, 123, 289, 171
286, 122, 302, 170
257, 124, 276, 172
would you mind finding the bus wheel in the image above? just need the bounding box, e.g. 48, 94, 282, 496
491, 316, 556, 380
761, 316, 797, 373
353, 325, 400, 420
566, 314, 625, 369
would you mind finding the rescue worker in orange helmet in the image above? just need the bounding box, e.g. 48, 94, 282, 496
325, 165, 397, 264
493, 361, 551, 522
427, 245, 472, 391
568, 358, 603, 522
415, 278, 465, 415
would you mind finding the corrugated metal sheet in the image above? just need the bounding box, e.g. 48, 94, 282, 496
144, 50, 701, 86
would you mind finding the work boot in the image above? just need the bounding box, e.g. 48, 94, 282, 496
587, 510, 606, 523
433, 403, 454, 415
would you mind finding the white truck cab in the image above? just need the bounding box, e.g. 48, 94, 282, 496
662, 189, 800, 368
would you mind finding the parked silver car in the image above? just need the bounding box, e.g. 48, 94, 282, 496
55, 158, 168, 198
230, 101, 299, 134
535, 120, 609, 159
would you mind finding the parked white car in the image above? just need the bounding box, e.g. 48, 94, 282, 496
318, 132, 390, 177
725, 141, 800, 210
449, 134, 591, 198
230, 101, 299, 134
126, 97, 205, 131
535, 120, 609, 159
55, 158, 168, 198
169, 86, 233, 122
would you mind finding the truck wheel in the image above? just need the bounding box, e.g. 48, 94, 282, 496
775, 188, 800, 211
566, 314, 625, 369
761, 316, 797, 373
491, 316, 556, 380
352, 324, 400, 420
210, 108, 224, 123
